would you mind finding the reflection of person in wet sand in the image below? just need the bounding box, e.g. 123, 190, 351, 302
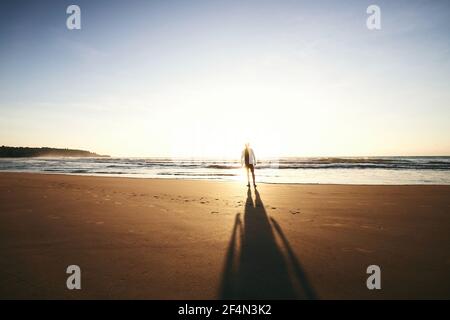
241, 143, 256, 188
220, 188, 316, 299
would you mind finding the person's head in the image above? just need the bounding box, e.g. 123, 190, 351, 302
245, 143, 250, 149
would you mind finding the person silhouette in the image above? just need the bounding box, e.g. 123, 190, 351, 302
241, 143, 256, 188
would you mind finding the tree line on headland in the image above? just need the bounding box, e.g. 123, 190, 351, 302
0, 146, 109, 158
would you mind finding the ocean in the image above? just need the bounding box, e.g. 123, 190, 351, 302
0, 156, 449, 185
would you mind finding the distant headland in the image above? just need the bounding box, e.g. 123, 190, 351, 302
0, 146, 109, 158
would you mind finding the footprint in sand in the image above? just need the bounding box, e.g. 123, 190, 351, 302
342, 247, 373, 254
355, 248, 373, 254
323, 223, 343, 227
211, 211, 219, 214
361, 224, 384, 231
290, 209, 300, 214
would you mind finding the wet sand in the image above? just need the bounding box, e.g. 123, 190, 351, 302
0, 172, 449, 299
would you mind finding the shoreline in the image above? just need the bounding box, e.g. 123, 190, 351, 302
1, 172, 449, 299
0, 171, 449, 186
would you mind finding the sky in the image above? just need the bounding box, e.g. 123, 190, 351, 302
0, 0, 449, 158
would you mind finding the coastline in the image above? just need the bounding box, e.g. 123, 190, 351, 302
1, 156, 449, 185
1, 170, 450, 186
1, 172, 449, 299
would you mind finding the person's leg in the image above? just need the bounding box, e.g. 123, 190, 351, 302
250, 165, 256, 186
246, 166, 250, 186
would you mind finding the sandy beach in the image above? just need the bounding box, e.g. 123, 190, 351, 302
0, 172, 449, 299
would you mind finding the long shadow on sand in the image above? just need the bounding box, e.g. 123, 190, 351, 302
220, 189, 316, 299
